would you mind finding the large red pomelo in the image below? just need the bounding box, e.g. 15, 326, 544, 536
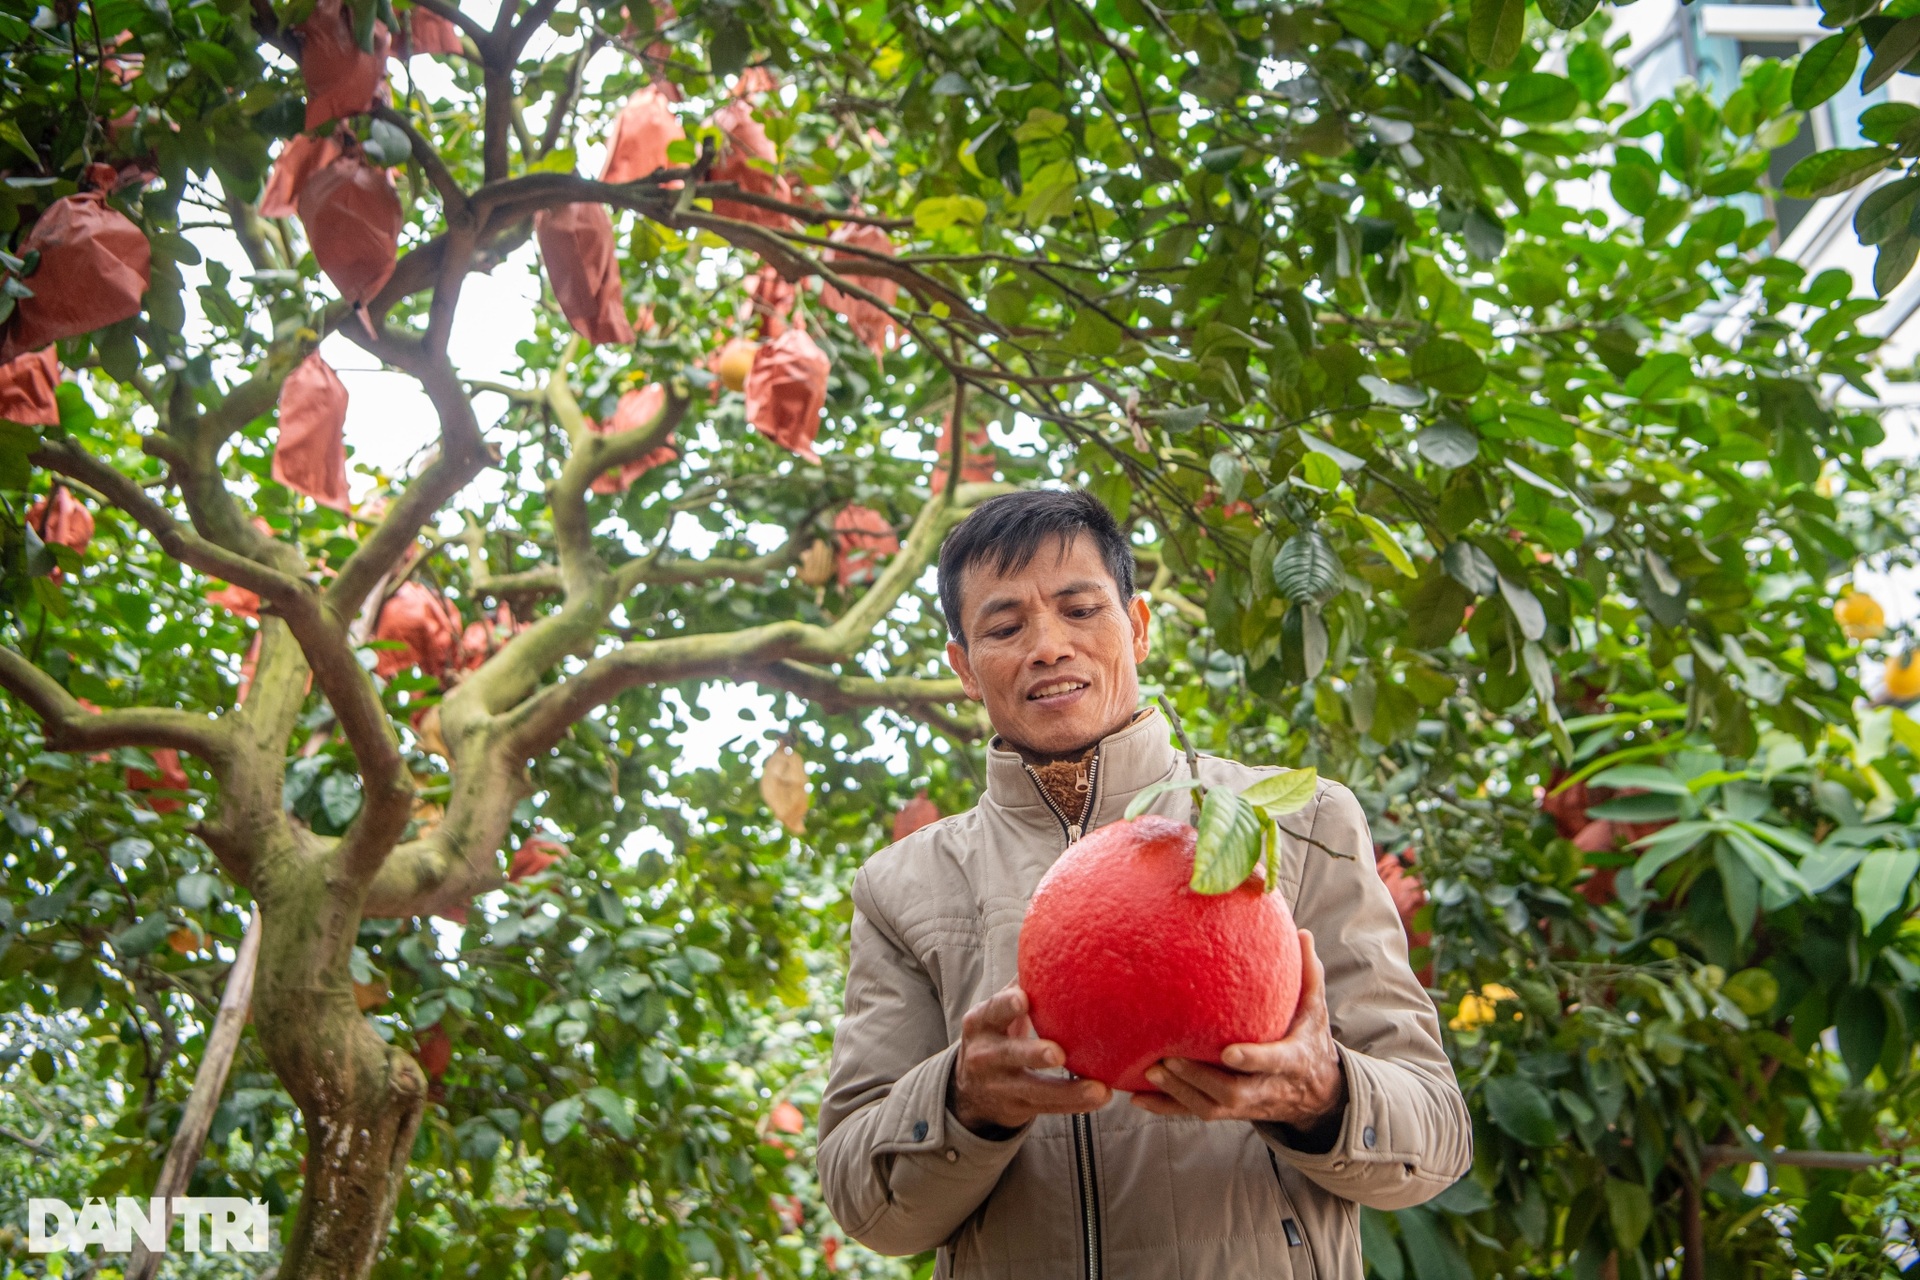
1017, 814, 1303, 1094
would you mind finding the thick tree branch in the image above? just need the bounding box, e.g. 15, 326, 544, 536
0, 648, 234, 762
758, 660, 987, 738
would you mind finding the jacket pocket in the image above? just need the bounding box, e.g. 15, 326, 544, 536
1267, 1150, 1319, 1279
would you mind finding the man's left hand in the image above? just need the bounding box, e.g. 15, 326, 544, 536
1129, 929, 1347, 1131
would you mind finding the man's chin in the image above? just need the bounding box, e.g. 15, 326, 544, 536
995, 705, 1131, 760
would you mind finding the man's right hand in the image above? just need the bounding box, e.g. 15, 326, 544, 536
949, 984, 1111, 1135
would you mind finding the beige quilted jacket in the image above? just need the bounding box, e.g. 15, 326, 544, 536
818, 706, 1471, 1279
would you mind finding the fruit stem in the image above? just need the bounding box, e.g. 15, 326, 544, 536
1156, 694, 1202, 783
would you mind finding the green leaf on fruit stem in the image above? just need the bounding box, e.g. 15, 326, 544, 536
1792, 29, 1860, 109
1191, 786, 1262, 894
1239, 767, 1319, 817
1124, 777, 1201, 820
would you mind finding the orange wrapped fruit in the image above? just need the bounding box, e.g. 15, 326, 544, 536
273, 352, 352, 510
298, 151, 402, 305
371, 581, 460, 677
0, 192, 151, 359
600, 86, 684, 185
260, 132, 346, 219
0, 348, 60, 426
744, 328, 828, 463
833, 504, 898, 588
535, 202, 634, 346
298, 0, 391, 129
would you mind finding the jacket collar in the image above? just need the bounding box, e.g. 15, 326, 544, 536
984, 705, 1181, 836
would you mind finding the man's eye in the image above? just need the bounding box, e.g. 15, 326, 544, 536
988, 625, 1019, 640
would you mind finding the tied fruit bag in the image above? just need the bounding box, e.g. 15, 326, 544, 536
260, 132, 347, 219
832, 504, 898, 589
0, 191, 151, 360
589, 384, 676, 494
298, 0, 391, 129
600, 86, 683, 185
0, 348, 60, 426
743, 328, 828, 463
273, 352, 352, 510
299, 151, 403, 306
535, 202, 634, 347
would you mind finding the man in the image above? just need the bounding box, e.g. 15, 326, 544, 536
818, 489, 1470, 1278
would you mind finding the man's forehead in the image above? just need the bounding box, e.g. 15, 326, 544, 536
961, 535, 1113, 611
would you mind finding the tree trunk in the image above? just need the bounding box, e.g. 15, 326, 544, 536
252, 838, 427, 1280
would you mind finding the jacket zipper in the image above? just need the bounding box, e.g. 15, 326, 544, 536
1023, 751, 1104, 1280
1072, 1112, 1103, 1280
1022, 749, 1101, 844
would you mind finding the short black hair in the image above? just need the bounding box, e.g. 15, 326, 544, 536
937, 488, 1134, 645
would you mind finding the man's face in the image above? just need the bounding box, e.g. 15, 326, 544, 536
945, 534, 1152, 757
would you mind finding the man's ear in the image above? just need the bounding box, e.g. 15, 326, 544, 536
947, 639, 983, 701
1127, 593, 1151, 663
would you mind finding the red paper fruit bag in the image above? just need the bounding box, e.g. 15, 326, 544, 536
28, 485, 94, 556
407, 5, 463, 55
708, 150, 793, 229
298, 152, 403, 305
299, 0, 391, 129
0, 348, 60, 426
260, 132, 346, 219
535, 202, 634, 347
744, 328, 828, 463
273, 352, 352, 511
600, 86, 684, 185
833, 504, 899, 588
372, 581, 460, 677
589, 383, 677, 493
1, 192, 151, 359
128, 748, 189, 813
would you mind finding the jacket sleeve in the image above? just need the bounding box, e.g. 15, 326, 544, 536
1257, 782, 1472, 1209
816, 870, 1028, 1255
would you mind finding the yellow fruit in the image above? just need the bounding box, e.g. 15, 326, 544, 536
1887, 652, 1920, 702
797, 537, 836, 588
715, 337, 760, 392
1836, 591, 1886, 640
1448, 992, 1496, 1031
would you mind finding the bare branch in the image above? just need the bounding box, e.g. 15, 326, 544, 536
0, 647, 233, 763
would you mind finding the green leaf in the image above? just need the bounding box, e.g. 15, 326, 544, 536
1792, 30, 1861, 108
1864, 16, 1920, 92
1124, 777, 1202, 820
1800, 844, 1867, 893
1411, 338, 1488, 395
111, 913, 174, 958
1239, 767, 1319, 817
1209, 453, 1245, 508
0, 120, 36, 166
1854, 849, 1919, 929
1469, 0, 1525, 67
1609, 149, 1661, 216
1358, 375, 1426, 407
1273, 531, 1342, 605
1536, 0, 1600, 29
1358, 514, 1418, 577
541, 1095, 585, 1143
1781, 147, 1895, 200
1834, 986, 1888, 1083
1498, 73, 1580, 124
1604, 1179, 1653, 1251
1416, 420, 1478, 468
1855, 176, 1920, 244
1442, 541, 1498, 595
1191, 785, 1263, 894
1481, 1075, 1560, 1146
1722, 968, 1779, 1016
1498, 576, 1547, 641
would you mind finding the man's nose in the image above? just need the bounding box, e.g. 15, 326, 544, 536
1027, 612, 1075, 665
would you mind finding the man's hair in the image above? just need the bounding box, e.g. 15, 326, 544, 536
936, 488, 1134, 645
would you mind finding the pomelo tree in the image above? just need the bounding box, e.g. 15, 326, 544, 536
3, 0, 1920, 1276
